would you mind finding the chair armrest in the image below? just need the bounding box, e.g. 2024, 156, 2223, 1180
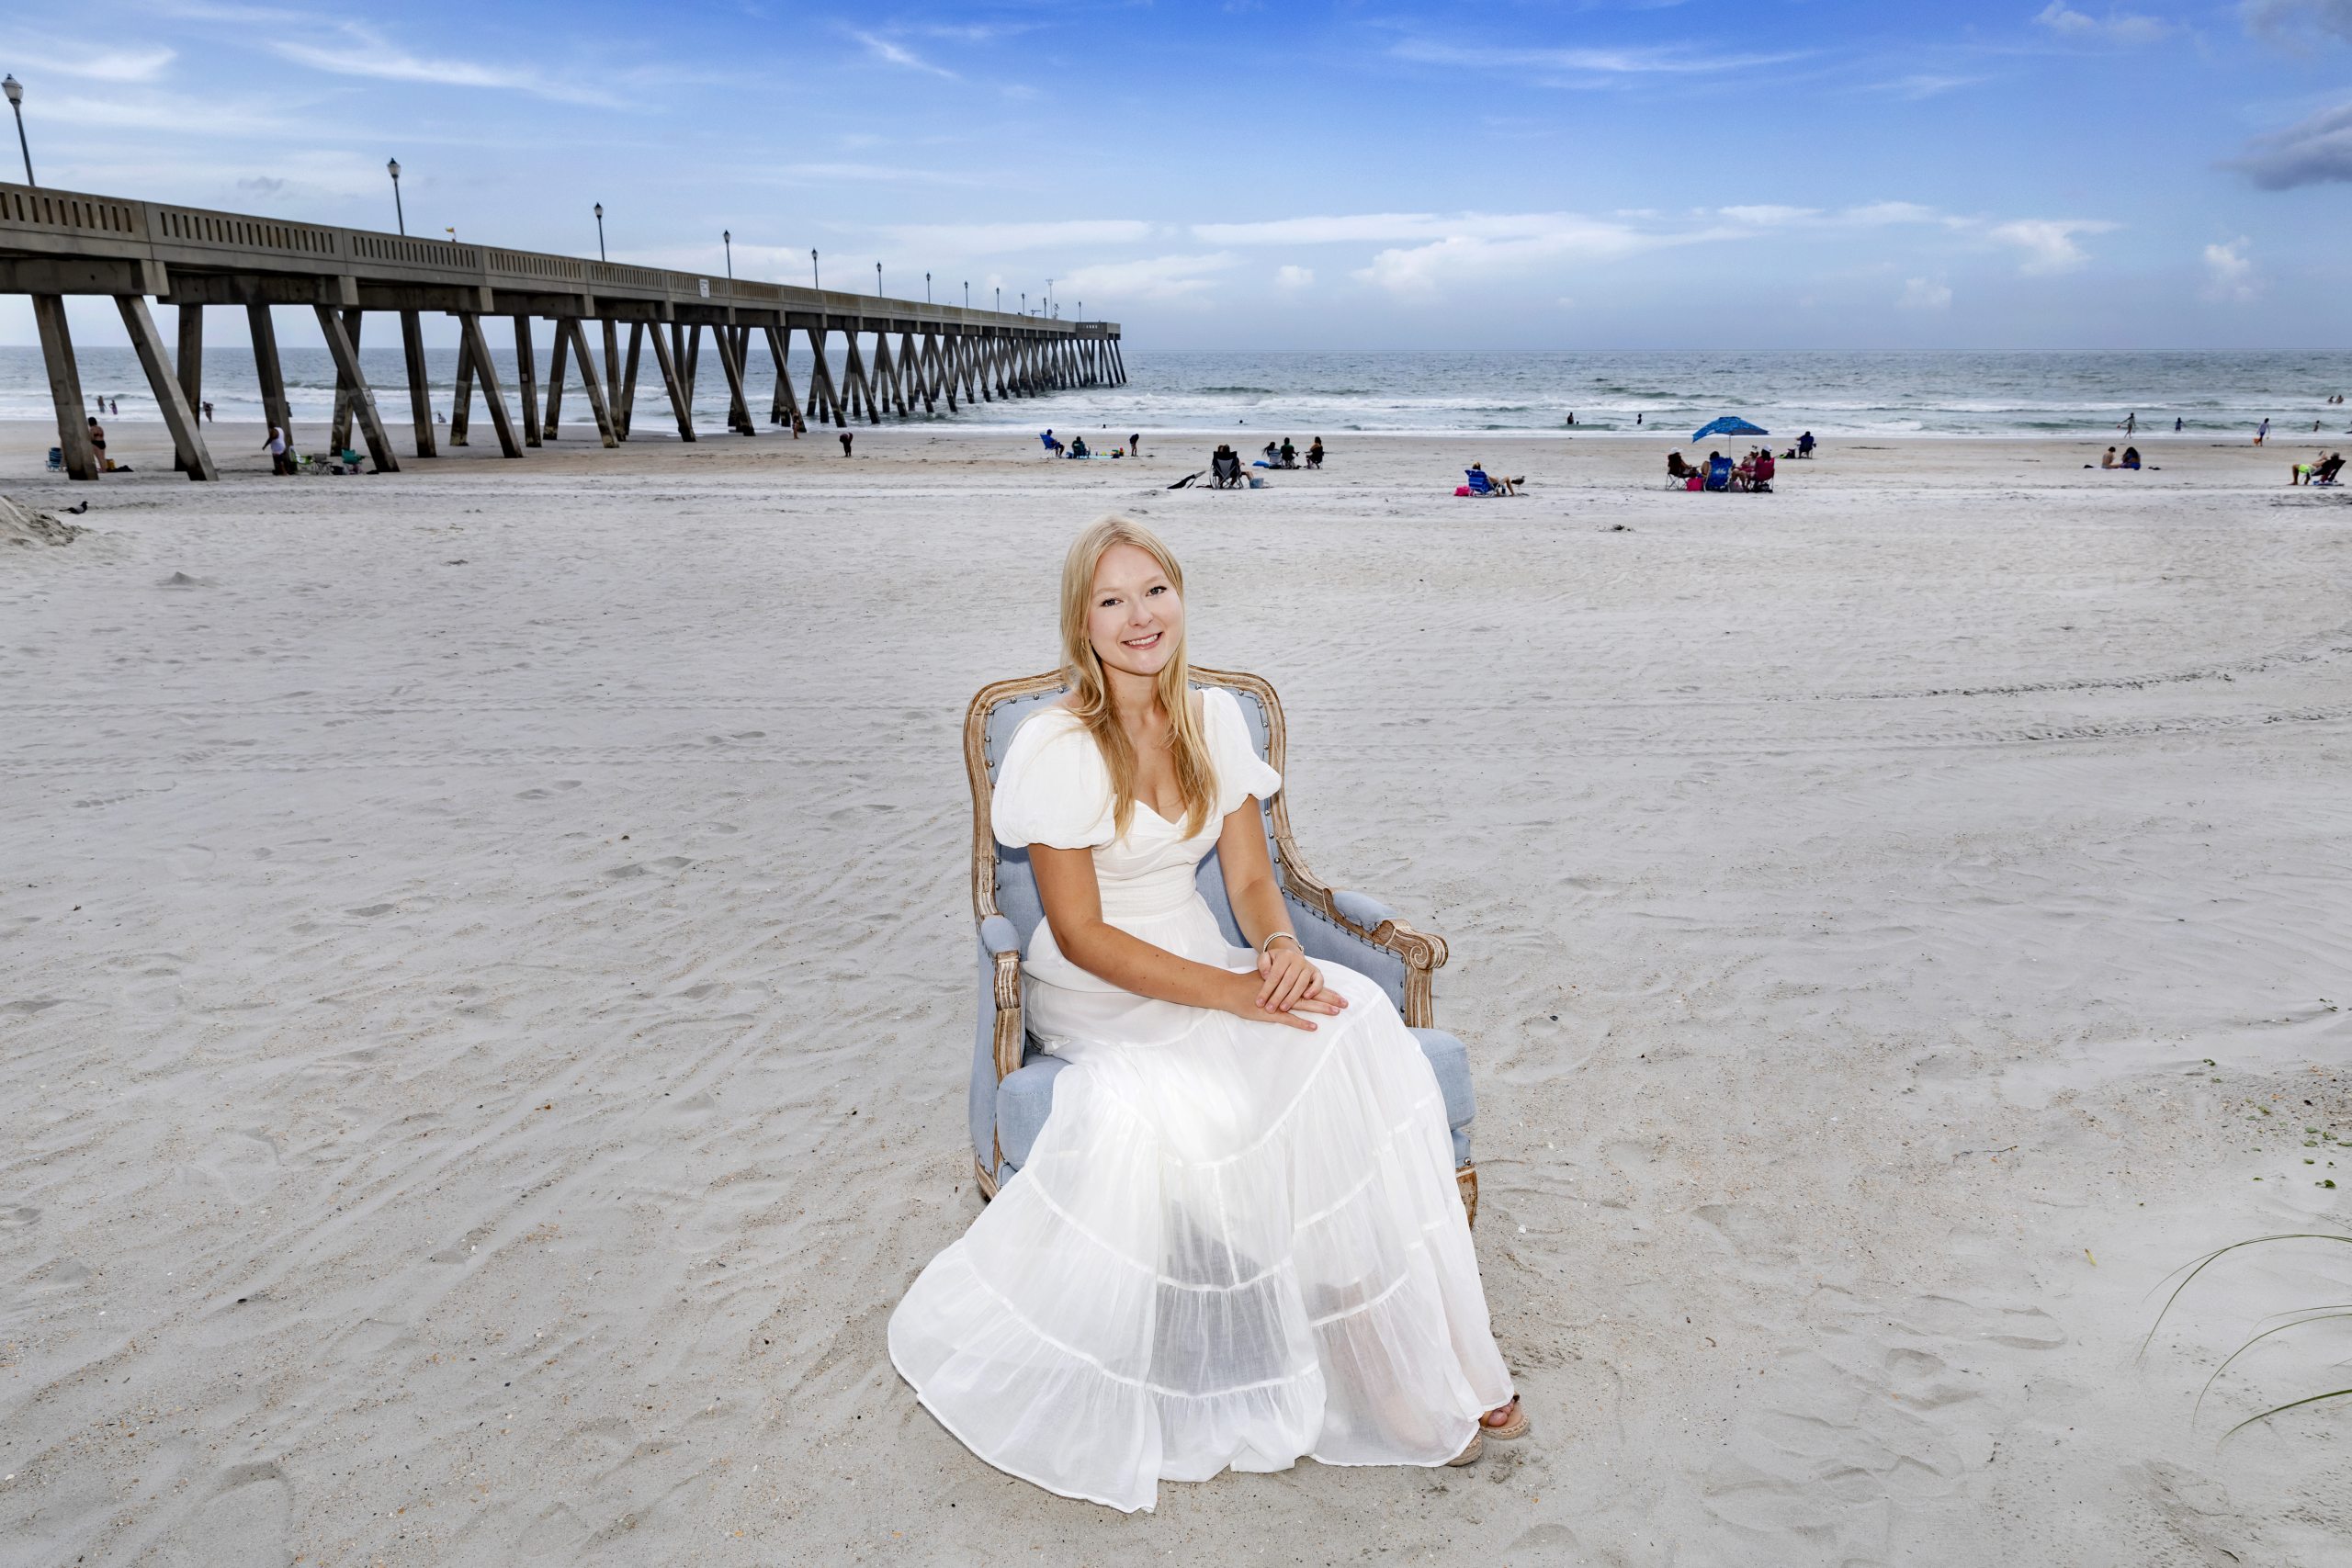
980, 913, 1021, 955
978, 916, 1024, 1081
1278, 848, 1450, 1029
1331, 889, 1400, 931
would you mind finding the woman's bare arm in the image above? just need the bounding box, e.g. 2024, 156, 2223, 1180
1215, 797, 1294, 953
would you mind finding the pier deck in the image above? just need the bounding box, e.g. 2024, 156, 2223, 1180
0, 181, 1123, 480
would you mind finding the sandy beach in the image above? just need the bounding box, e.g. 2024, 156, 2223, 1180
3, 418, 2348, 1565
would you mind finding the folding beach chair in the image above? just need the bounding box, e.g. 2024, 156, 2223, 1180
1464, 468, 1498, 495
1705, 457, 1732, 491
962, 668, 1483, 1223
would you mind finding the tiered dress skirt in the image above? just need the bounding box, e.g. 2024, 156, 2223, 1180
888, 892, 1512, 1513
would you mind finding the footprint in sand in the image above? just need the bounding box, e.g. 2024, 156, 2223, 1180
605, 856, 692, 879
158, 571, 210, 588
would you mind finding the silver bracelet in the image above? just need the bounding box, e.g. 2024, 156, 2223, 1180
1259, 931, 1303, 958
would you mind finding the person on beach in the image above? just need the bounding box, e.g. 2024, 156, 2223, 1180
840, 429, 854, 457
265, 423, 291, 475
2175, 417, 2183, 432
1280, 436, 1297, 468
201, 400, 213, 424
2256, 418, 2269, 445
888, 517, 1526, 1513
2121, 412, 2136, 435
1798, 431, 1815, 458
2122, 446, 2142, 469
1130, 432, 1141, 457
87, 416, 108, 472
2101, 447, 2119, 469
1306, 437, 1324, 468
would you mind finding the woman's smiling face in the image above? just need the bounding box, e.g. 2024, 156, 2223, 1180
1087, 541, 1183, 681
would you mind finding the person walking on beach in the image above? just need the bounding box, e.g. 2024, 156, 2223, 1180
889, 517, 1527, 1514
2120, 412, 2136, 435
201, 400, 214, 424
839, 429, 854, 457
2256, 417, 2269, 445
265, 423, 291, 475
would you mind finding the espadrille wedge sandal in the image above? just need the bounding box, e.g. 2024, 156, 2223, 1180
1481, 1397, 1531, 1441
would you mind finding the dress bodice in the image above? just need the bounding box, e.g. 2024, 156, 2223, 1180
992, 688, 1283, 924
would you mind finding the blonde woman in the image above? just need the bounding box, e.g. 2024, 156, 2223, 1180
889, 517, 1523, 1512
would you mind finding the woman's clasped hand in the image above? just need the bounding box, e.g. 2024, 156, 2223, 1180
1239, 939, 1351, 1029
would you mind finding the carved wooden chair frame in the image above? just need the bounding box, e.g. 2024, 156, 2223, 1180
963, 665, 1477, 1224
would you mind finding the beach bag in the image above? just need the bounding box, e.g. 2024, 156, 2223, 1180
1685, 476, 1702, 491
1453, 485, 1472, 496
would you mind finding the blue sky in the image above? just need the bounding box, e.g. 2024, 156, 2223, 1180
3, 0, 2349, 350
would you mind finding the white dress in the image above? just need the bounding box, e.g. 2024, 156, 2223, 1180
888, 688, 1512, 1512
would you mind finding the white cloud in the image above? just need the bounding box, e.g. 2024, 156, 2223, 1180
885, 220, 1156, 254
1355, 216, 1693, 296
1898, 277, 1954, 310
2229, 99, 2352, 187
1870, 73, 1984, 98
1058, 252, 1238, 302
2202, 237, 2260, 300
2033, 3, 2174, 42
1718, 205, 1820, 226
1841, 200, 1952, 227
758, 163, 991, 188
1194, 213, 1445, 245
1985, 217, 2118, 273
851, 30, 958, 79
1392, 38, 1805, 76
269, 28, 605, 103
1273, 265, 1314, 288
0, 45, 176, 83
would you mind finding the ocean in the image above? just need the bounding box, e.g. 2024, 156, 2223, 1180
9, 345, 2348, 440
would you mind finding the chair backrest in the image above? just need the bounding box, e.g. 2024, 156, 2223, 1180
1465, 469, 1492, 492
966, 669, 1287, 955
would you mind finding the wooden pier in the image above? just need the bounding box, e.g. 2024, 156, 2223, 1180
0, 181, 1125, 481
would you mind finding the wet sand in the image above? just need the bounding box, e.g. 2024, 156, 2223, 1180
3, 419, 2348, 1564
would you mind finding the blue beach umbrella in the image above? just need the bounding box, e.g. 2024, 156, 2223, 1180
1691, 415, 1768, 442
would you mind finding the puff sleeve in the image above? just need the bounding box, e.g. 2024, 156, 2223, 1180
990, 710, 1117, 850
1205, 687, 1282, 816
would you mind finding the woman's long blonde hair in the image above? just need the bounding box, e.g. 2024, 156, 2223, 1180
1058, 516, 1217, 838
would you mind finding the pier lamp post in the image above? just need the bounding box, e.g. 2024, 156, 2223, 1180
876, 261, 882, 298
811, 249, 819, 289
6, 74, 35, 186
1022, 291, 1027, 316
386, 159, 403, 233
925, 271, 931, 304
994, 287, 1000, 312
594, 202, 605, 263
964, 281, 969, 310
723, 230, 732, 284
1046, 277, 1054, 316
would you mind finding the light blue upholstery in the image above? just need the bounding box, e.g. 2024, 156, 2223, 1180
972, 680, 1474, 1182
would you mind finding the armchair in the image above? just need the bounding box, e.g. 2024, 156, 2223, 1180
962, 667, 1481, 1224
